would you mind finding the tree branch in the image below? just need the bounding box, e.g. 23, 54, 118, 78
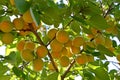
28, 23, 59, 72
61, 59, 76, 80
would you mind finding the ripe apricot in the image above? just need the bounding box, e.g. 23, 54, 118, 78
72, 36, 84, 47
104, 38, 112, 48
70, 46, 80, 54
116, 54, 120, 62
59, 56, 70, 67
48, 62, 57, 71
1, 33, 14, 44
13, 18, 24, 30
86, 55, 94, 62
36, 45, 48, 58
21, 49, 34, 62
51, 51, 62, 59
76, 54, 87, 64
56, 30, 69, 44
33, 58, 44, 72
22, 10, 33, 23
60, 47, 68, 56
47, 28, 58, 40
50, 39, 63, 52
66, 47, 73, 57
94, 34, 105, 46
0, 21, 13, 32
17, 40, 26, 52
64, 39, 72, 47
24, 41, 35, 51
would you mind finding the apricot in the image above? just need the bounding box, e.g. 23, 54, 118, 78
24, 41, 35, 51
17, 40, 26, 52
13, 18, 24, 30
94, 34, 105, 46
47, 28, 58, 40
36, 45, 48, 58
48, 62, 57, 71
116, 54, 120, 62
0, 21, 13, 32
60, 47, 68, 56
76, 54, 87, 64
86, 55, 94, 62
22, 10, 33, 23
21, 49, 34, 62
1, 33, 14, 44
33, 58, 44, 71
64, 39, 72, 47
59, 56, 70, 67
70, 46, 80, 54
50, 39, 63, 52
72, 36, 84, 47
51, 51, 62, 59
56, 30, 69, 44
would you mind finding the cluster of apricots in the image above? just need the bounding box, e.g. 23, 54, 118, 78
0, 9, 41, 45
17, 40, 46, 72
47, 28, 94, 70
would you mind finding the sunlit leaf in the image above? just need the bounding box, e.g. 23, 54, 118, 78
89, 15, 109, 30
45, 72, 59, 80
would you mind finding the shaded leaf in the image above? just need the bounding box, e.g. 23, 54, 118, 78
97, 44, 114, 57
15, 0, 32, 13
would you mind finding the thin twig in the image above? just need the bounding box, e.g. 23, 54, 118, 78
103, 2, 114, 18
64, 19, 74, 28
28, 23, 44, 45
61, 59, 76, 80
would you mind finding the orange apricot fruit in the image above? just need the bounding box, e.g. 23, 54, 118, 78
13, 18, 24, 30
0, 21, 13, 32
16, 40, 26, 52
59, 56, 70, 67
33, 58, 44, 72
24, 41, 35, 51
22, 10, 33, 23
1, 33, 14, 44
76, 54, 87, 64
50, 39, 63, 52
36, 45, 48, 58
72, 36, 84, 47
47, 28, 58, 40
21, 49, 34, 62
56, 30, 69, 44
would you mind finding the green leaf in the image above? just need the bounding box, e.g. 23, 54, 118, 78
83, 69, 95, 80
97, 44, 114, 57
72, 16, 87, 25
0, 75, 10, 80
30, 8, 41, 26
89, 15, 109, 30
45, 72, 59, 80
14, 0, 32, 13
12, 66, 25, 77
41, 68, 47, 80
70, 21, 81, 33
93, 67, 110, 80
0, 63, 8, 76
5, 51, 16, 64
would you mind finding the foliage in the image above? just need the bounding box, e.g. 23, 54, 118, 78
0, 0, 120, 80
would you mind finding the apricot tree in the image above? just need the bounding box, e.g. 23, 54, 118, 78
0, 0, 120, 80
